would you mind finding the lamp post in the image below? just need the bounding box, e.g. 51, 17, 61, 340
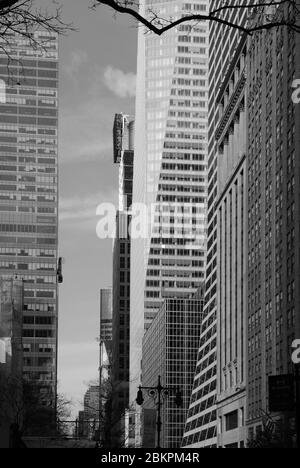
98, 337, 104, 444
136, 375, 183, 448
55, 257, 63, 431
295, 363, 300, 449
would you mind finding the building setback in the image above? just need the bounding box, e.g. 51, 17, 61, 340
130, 1, 209, 444
142, 294, 204, 448
0, 31, 59, 405
246, 5, 300, 440
111, 113, 134, 445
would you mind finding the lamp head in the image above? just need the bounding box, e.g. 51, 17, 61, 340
136, 387, 144, 406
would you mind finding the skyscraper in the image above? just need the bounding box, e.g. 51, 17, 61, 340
0, 31, 59, 405
213, 41, 248, 449
184, 1, 300, 448
246, 4, 300, 441
111, 113, 134, 445
142, 293, 204, 448
130, 0, 209, 414
183, 1, 249, 448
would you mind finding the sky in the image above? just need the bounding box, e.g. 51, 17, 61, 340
38, 0, 137, 414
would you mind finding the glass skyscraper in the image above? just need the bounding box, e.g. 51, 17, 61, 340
130, 0, 209, 444
183, 1, 249, 448
0, 31, 59, 404
142, 295, 204, 448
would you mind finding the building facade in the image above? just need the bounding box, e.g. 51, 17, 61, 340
182, 2, 248, 448
142, 296, 204, 448
246, 4, 300, 441
111, 113, 134, 445
100, 288, 112, 369
82, 385, 100, 440
0, 31, 59, 404
0, 278, 23, 447
0, 278, 23, 375
214, 40, 248, 448
130, 0, 209, 425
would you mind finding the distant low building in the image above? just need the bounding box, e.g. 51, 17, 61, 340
81, 385, 100, 440
124, 409, 136, 448
100, 288, 112, 368
0, 278, 24, 448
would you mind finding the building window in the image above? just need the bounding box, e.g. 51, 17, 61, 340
225, 410, 238, 431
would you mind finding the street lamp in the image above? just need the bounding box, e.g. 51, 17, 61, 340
136, 375, 183, 448
295, 363, 300, 449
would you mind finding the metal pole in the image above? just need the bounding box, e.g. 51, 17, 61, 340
295, 364, 300, 449
99, 339, 103, 443
54, 274, 59, 432
75, 418, 78, 439
156, 375, 162, 449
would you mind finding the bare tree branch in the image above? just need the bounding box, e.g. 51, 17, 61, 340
92, 0, 300, 35
0, 0, 74, 60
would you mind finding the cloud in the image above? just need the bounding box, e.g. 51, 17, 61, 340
59, 194, 98, 223
60, 99, 113, 164
60, 61, 135, 164
103, 65, 136, 98
59, 341, 99, 359
63, 50, 88, 80
59, 191, 118, 226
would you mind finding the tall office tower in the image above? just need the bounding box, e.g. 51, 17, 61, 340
0, 31, 58, 405
246, 5, 300, 441
182, 2, 249, 448
111, 114, 134, 445
142, 294, 204, 448
130, 0, 209, 417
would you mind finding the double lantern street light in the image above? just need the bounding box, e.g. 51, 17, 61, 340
136, 375, 183, 449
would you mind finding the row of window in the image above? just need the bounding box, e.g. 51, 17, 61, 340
0, 224, 56, 233
23, 329, 54, 338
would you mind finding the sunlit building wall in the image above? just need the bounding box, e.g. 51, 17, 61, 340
130, 2, 209, 430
